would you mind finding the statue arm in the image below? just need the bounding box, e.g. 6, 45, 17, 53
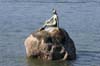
44, 15, 57, 26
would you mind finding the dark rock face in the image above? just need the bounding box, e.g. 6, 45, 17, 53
24, 28, 76, 61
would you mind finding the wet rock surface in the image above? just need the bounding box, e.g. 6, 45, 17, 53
24, 27, 76, 61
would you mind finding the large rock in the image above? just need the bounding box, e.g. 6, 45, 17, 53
24, 27, 76, 61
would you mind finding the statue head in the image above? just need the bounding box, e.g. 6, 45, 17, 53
52, 8, 57, 14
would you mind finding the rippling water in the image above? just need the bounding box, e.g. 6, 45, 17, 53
0, 0, 100, 66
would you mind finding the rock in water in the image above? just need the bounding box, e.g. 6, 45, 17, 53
24, 27, 76, 61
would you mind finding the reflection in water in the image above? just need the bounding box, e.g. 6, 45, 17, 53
26, 57, 72, 66
25, 50, 100, 66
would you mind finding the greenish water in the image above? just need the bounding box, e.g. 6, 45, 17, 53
0, 0, 100, 66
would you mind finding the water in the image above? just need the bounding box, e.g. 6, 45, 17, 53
0, 0, 100, 66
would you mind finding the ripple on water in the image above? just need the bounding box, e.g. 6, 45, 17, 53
74, 50, 100, 66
